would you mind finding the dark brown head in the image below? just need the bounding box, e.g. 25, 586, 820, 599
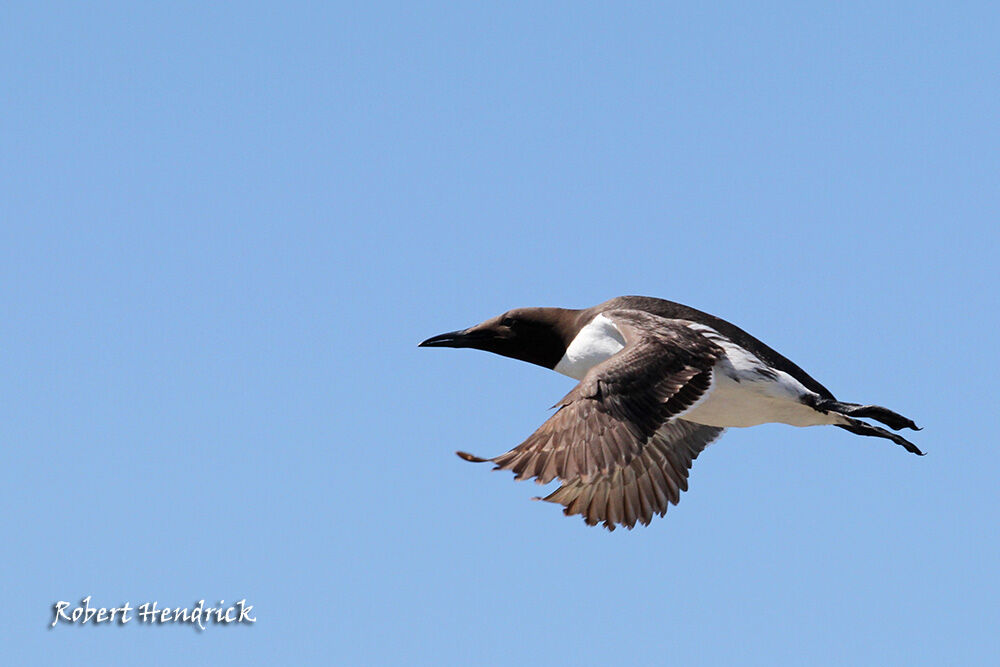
419, 307, 580, 370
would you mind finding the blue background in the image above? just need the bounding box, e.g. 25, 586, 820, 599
4, 2, 998, 664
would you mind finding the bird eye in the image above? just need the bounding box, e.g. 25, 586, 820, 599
501, 317, 516, 327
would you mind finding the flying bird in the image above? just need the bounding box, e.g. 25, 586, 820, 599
420, 296, 922, 530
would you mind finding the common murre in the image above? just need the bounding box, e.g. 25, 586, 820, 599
420, 296, 923, 530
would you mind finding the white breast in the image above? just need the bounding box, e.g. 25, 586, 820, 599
553, 314, 626, 380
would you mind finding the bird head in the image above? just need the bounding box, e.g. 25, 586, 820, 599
419, 307, 577, 370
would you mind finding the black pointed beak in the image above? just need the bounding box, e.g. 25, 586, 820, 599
419, 328, 489, 348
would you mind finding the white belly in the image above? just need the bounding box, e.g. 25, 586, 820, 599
552, 317, 837, 429
680, 365, 836, 427
680, 337, 837, 428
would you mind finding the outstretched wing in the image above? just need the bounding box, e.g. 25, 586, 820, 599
458, 309, 725, 530
538, 419, 725, 529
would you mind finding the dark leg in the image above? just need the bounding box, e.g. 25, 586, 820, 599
836, 417, 925, 456
813, 398, 921, 431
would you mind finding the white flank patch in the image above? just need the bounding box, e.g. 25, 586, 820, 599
680, 323, 839, 428
554, 314, 626, 380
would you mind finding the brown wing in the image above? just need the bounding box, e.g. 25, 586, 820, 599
538, 419, 725, 530
457, 310, 724, 530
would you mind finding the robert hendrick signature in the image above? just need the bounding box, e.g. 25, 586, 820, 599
50, 596, 255, 631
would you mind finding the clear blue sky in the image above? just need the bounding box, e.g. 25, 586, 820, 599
3, 2, 998, 665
